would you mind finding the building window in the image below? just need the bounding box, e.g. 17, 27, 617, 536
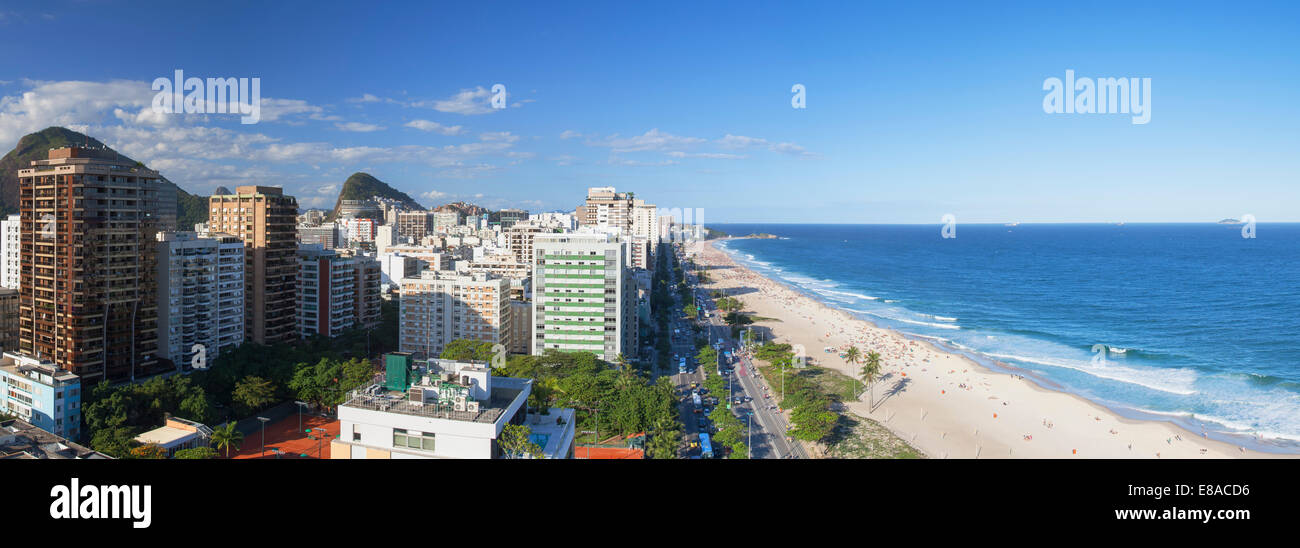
393, 428, 435, 451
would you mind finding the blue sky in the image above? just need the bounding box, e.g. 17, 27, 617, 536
0, 1, 1297, 222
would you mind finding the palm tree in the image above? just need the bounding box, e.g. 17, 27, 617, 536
844, 345, 862, 397
859, 351, 882, 407
531, 376, 565, 413
844, 345, 862, 366
211, 423, 244, 458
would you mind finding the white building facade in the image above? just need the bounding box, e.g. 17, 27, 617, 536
531, 232, 637, 362
157, 231, 245, 368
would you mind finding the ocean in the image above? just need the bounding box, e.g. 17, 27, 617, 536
710, 223, 1300, 452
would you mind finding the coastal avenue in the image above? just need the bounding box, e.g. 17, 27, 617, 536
699, 291, 807, 460
673, 245, 807, 460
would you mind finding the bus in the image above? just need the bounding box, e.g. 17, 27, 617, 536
699, 433, 714, 458
678, 357, 687, 374
692, 391, 702, 407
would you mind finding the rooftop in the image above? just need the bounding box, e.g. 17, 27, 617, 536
0, 420, 109, 459
341, 379, 527, 424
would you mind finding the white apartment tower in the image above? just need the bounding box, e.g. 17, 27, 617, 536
531, 232, 637, 362
0, 214, 19, 290
156, 231, 246, 369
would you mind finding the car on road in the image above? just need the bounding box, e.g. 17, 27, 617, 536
734, 397, 743, 405
744, 396, 753, 403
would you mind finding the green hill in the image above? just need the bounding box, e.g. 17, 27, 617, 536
0, 126, 208, 225
328, 172, 423, 220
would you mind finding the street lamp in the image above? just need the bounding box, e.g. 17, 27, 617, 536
257, 416, 270, 457
306, 427, 324, 458
294, 400, 308, 434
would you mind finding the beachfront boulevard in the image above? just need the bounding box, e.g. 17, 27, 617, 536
671, 247, 806, 459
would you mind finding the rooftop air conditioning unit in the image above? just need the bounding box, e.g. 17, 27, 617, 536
453, 396, 467, 412
408, 387, 425, 406
466, 401, 480, 413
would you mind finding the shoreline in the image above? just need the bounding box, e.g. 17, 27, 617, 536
690, 238, 1295, 459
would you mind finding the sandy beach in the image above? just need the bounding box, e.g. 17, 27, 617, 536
689, 239, 1292, 459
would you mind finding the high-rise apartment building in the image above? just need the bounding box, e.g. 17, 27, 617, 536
208, 186, 298, 345
433, 210, 462, 232
157, 231, 245, 369
575, 186, 655, 236
343, 217, 376, 244
0, 288, 17, 353
531, 232, 637, 362
18, 147, 166, 382
509, 299, 531, 355
0, 214, 19, 290
348, 250, 383, 331
398, 271, 510, 360
396, 211, 433, 242
298, 224, 340, 248
337, 199, 381, 220
466, 253, 531, 283
631, 201, 659, 241
504, 223, 546, 267
495, 208, 529, 228
296, 245, 381, 338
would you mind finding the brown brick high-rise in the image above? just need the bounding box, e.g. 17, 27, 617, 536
208, 186, 298, 345
17, 147, 166, 383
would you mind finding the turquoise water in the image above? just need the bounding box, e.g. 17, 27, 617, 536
714, 223, 1300, 451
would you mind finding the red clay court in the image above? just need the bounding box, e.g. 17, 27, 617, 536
229, 414, 340, 459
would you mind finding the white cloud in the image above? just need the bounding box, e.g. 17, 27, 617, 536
404, 119, 464, 135
478, 131, 518, 143
0, 78, 533, 196
667, 151, 746, 159
421, 190, 448, 200
768, 141, 815, 157
335, 121, 385, 132
588, 128, 705, 153
608, 155, 678, 167
559, 130, 582, 140
0, 79, 154, 146
429, 86, 496, 115
717, 134, 769, 149
716, 133, 814, 157
258, 98, 325, 122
